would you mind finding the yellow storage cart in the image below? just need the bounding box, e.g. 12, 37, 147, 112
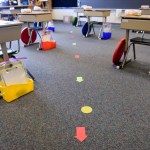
0, 59, 34, 102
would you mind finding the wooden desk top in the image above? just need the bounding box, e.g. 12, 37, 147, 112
18, 11, 52, 22
74, 8, 111, 13
122, 15, 150, 20
74, 9, 111, 17
86, 9, 111, 11
0, 5, 33, 9
18, 11, 52, 15
0, 20, 23, 28
121, 15, 150, 31
0, 9, 20, 14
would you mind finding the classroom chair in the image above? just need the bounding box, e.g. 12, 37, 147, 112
121, 32, 150, 68
129, 32, 150, 60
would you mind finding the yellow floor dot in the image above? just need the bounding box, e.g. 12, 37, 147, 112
81, 106, 93, 114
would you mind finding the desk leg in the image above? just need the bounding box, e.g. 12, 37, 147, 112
98, 17, 107, 39
37, 21, 46, 50
1, 43, 9, 61
86, 16, 90, 37
121, 29, 131, 68
27, 22, 30, 28
125, 29, 129, 53
76, 12, 79, 26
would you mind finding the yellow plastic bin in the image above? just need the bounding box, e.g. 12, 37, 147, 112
0, 78, 34, 102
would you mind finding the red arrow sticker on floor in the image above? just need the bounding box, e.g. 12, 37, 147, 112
74, 127, 88, 142
75, 54, 80, 59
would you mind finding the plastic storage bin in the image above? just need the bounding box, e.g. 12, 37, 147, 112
103, 32, 112, 40
47, 21, 55, 32
102, 23, 112, 40
0, 59, 34, 102
47, 27, 55, 32
41, 40, 56, 50
0, 78, 34, 102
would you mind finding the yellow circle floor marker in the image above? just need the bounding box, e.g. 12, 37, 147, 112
81, 106, 93, 114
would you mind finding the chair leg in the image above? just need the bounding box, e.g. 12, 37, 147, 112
26, 69, 35, 81
132, 43, 136, 60
92, 24, 95, 35
27, 29, 33, 45
78, 17, 81, 26
98, 26, 103, 39
121, 43, 132, 68
36, 30, 41, 39
9, 41, 12, 49
141, 31, 145, 38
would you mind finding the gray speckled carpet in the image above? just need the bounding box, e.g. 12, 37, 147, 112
0, 22, 150, 150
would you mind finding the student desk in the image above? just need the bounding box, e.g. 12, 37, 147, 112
0, 9, 20, 14
0, 5, 34, 19
74, 9, 111, 38
18, 11, 52, 24
120, 15, 150, 68
0, 9, 20, 20
18, 12, 52, 47
0, 5, 33, 9
0, 20, 23, 61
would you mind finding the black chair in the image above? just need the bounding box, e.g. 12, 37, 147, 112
77, 16, 87, 26
0, 40, 35, 80
129, 34, 150, 60
121, 32, 150, 68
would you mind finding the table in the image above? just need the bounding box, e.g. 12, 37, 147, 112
18, 11, 52, 23
0, 5, 33, 9
0, 20, 23, 61
74, 9, 111, 38
120, 15, 150, 68
0, 9, 21, 20
18, 11, 52, 47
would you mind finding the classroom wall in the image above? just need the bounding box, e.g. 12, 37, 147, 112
81, 0, 149, 9
52, 9, 123, 23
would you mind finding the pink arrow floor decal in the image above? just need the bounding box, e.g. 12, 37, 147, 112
74, 127, 88, 142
